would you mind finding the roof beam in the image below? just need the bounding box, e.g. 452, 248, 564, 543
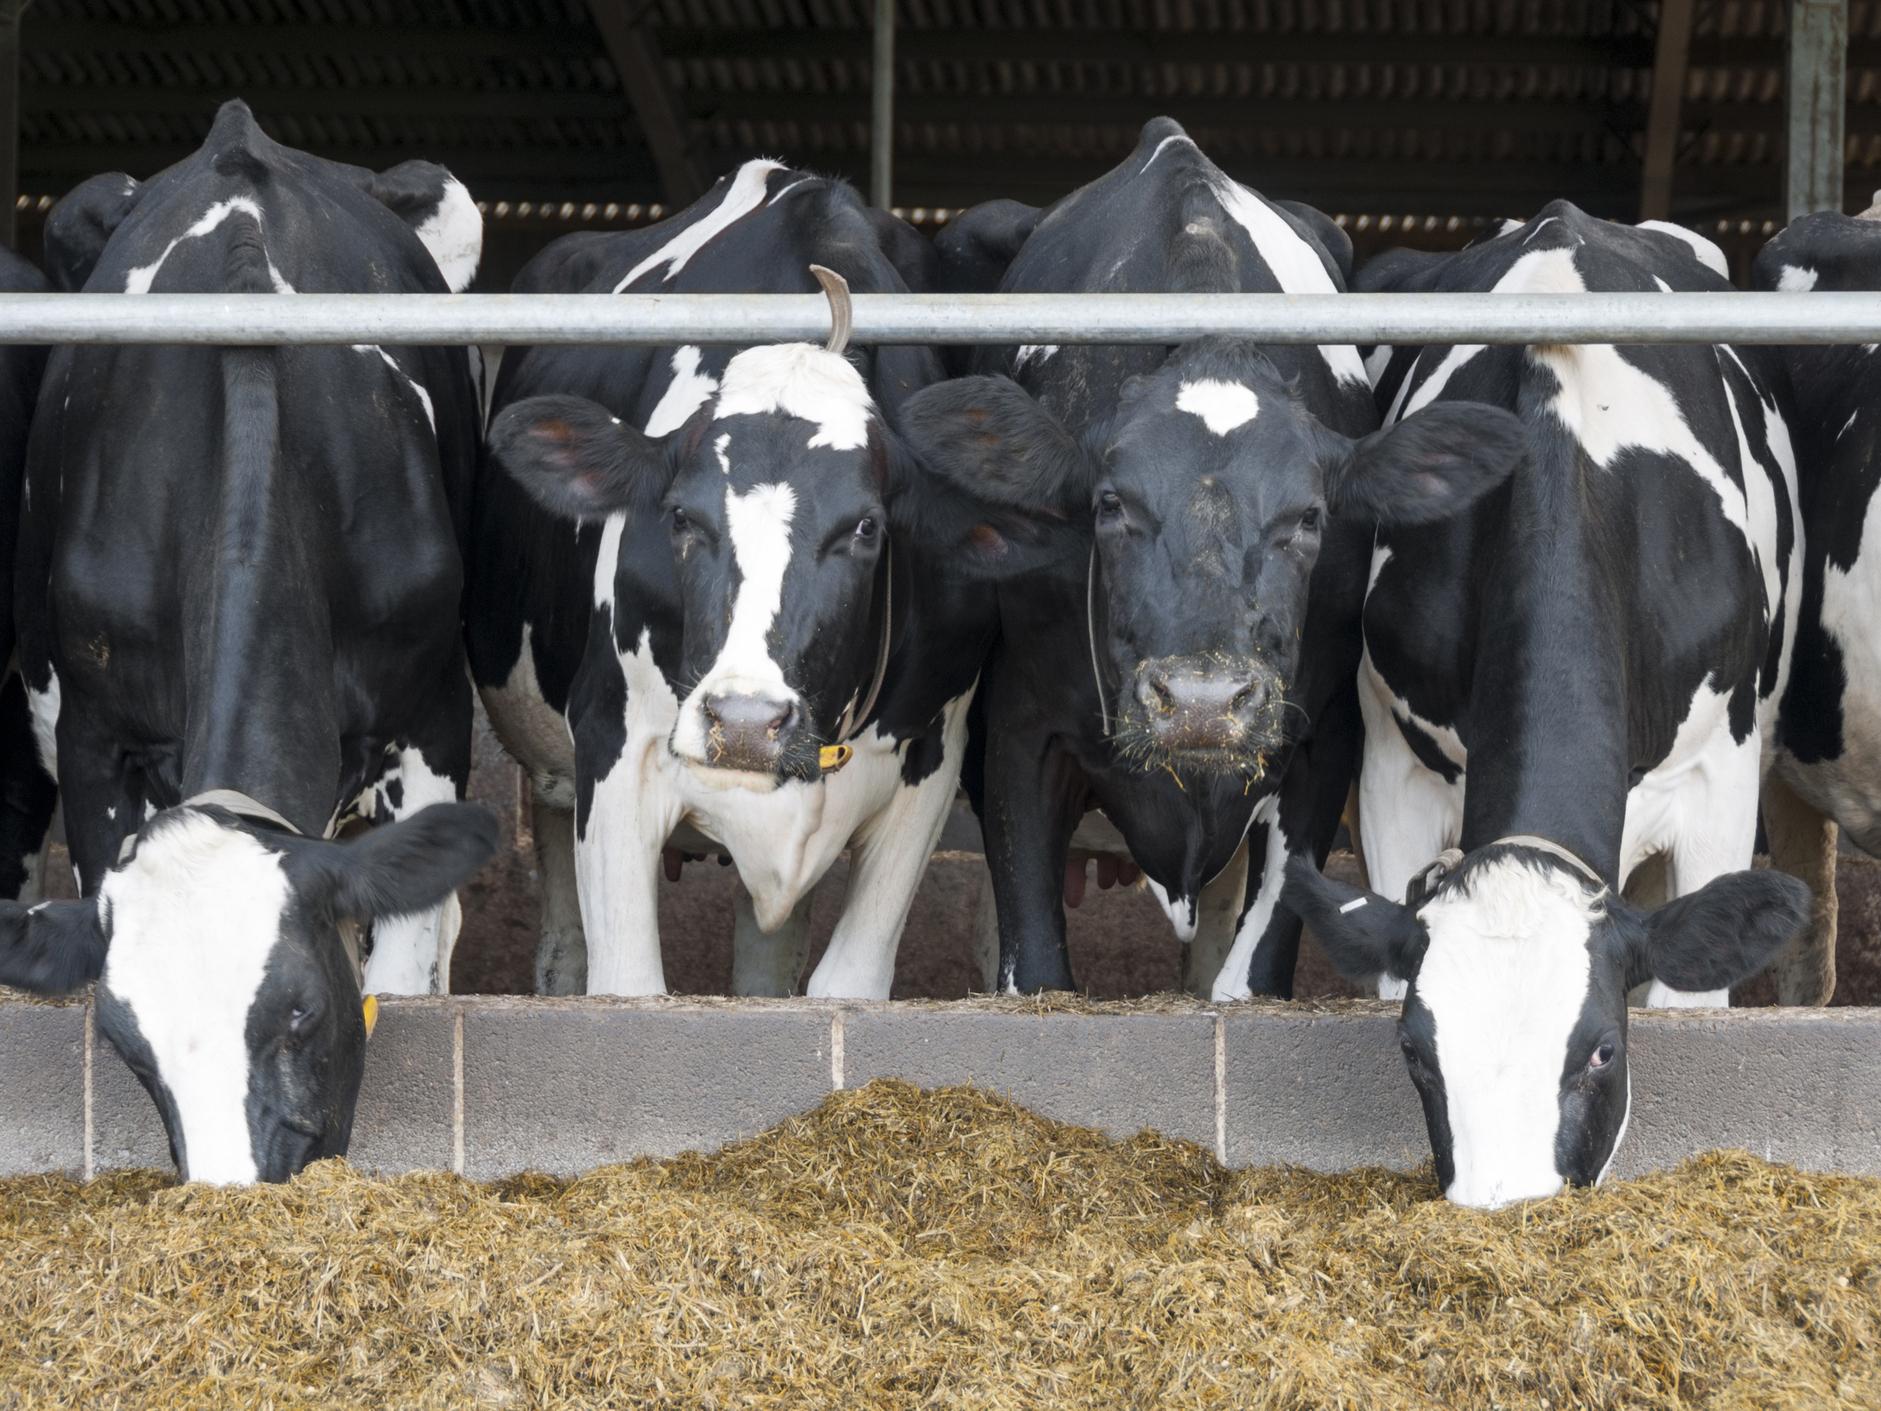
20, 18, 599, 62
1641, 0, 1695, 219
585, 0, 704, 208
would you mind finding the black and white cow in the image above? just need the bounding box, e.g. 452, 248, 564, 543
0, 245, 56, 904
0, 101, 498, 1183
1748, 207, 1881, 1004
903, 118, 1523, 999
1288, 204, 1812, 1207
473, 162, 992, 998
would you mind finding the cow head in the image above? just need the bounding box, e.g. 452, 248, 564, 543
903, 340, 1524, 775
1285, 846, 1808, 1208
491, 344, 894, 785
0, 801, 497, 1184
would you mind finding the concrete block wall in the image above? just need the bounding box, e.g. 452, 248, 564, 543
2, 995, 1878, 1180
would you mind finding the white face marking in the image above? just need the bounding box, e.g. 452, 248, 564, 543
1416, 857, 1601, 1209
353, 345, 434, 430
613, 160, 786, 292
99, 815, 292, 1184
1637, 220, 1730, 278
713, 344, 873, 451
411, 175, 482, 292
1175, 379, 1260, 435
1207, 175, 1368, 386
1776, 263, 1819, 292
669, 482, 800, 761
125, 198, 266, 294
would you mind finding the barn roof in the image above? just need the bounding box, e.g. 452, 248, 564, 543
15, 0, 1870, 259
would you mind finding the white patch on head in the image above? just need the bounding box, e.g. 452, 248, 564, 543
714, 432, 733, 474
125, 197, 266, 294
1637, 219, 1730, 279
99, 813, 291, 1184
1014, 344, 1058, 371
353, 345, 434, 430
713, 343, 873, 451
670, 482, 800, 761
1175, 379, 1260, 435
1206, 175, 1367, 386
411, 175, 482, 292
27, 666, 58, 776
613, 160, 785, 292
649, 346, 720, 437
1417, 856, 1602, 1209
1776, 264, 1819, 292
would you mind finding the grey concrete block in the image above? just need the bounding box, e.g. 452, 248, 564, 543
1614, 1008, 1881, 1178
0, 1001, 84, 1176
842, 1008, 1218, 1150
460, 1000, 830, 1178
1224, 1005, 1427, 1171
347, 999, 458, 1174
90, 1036, 171, 1173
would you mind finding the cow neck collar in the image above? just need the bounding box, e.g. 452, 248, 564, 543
1411, 834, 1610, 908
834, 539, 893, 745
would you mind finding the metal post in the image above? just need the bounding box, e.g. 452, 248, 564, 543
1787, 0, 1849, 222
1639, 0, 1694, 221
870, 0, 895, 209
0, 1, 27, 251
2, 291, 1881, 346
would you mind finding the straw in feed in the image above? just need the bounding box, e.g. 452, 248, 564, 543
0, 1079, 1876, 1409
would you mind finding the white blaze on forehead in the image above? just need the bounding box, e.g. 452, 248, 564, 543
1206, 176, 1368, 387
1637, 219, 1729, 279
1175, 379, 1260, 435
125, 197, 267, 294
669, 481, 801, 761
411, 174, 482, 292
713, 343, 873, 451
1416, 857, 1601, 1209
614, 159, 786, 292
99, 814, 293, 1184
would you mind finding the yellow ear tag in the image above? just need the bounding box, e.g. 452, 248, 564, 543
361, 994, 379, 1040
818, 744, 853, 774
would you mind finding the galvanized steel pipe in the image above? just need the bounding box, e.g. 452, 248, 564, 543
0, 291, 1879, 345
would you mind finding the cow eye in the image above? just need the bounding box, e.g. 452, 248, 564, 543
1588, 1039, 1617, 1070
669, 507, 689, 535
287, 1004, 318, 1041
1298, 506, 1322, 533
854, 515, 878, 540
1096, 490, 1124, 519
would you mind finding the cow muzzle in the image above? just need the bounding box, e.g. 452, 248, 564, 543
698, 691, 802, 774
1119, 655, 1283, 771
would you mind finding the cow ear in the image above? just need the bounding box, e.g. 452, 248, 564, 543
0, 898, 107, 995
1628, 869, 1810, 993
1283, 855, 1427, 984
897, 375, 1093, 579
1323, 401, 1525, 528
364, 160, 482, 292
489, 394, 678, 522
43, 173, 143, 292
317, 803, 500, 924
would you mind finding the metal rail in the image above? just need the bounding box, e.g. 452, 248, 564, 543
0, 290, 1879, 345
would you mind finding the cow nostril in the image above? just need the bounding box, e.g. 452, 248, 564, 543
768, 701, 796, 735
1141, 676, 1176, 714
1230, 678, 1268, 715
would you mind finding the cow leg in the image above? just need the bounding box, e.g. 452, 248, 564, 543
0, 670, 58, 902
53, 728, 142, 896
732, 885, 814, 997
981, 720, 1084, 994
361, 736, 471, 996
574, 764, 675, 995
532, 796, 588, 996
1182, 837, 1250, 999
1356, 666, 1462, 999
1215, 752, 1323, 1000
972, 868, 1000, 993
807, 697, 972, 999
1761, 769, 1838, 1005
1645, 747, 1763, 1009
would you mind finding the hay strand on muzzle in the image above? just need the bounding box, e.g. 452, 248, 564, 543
1, 1079, 1876, 1408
